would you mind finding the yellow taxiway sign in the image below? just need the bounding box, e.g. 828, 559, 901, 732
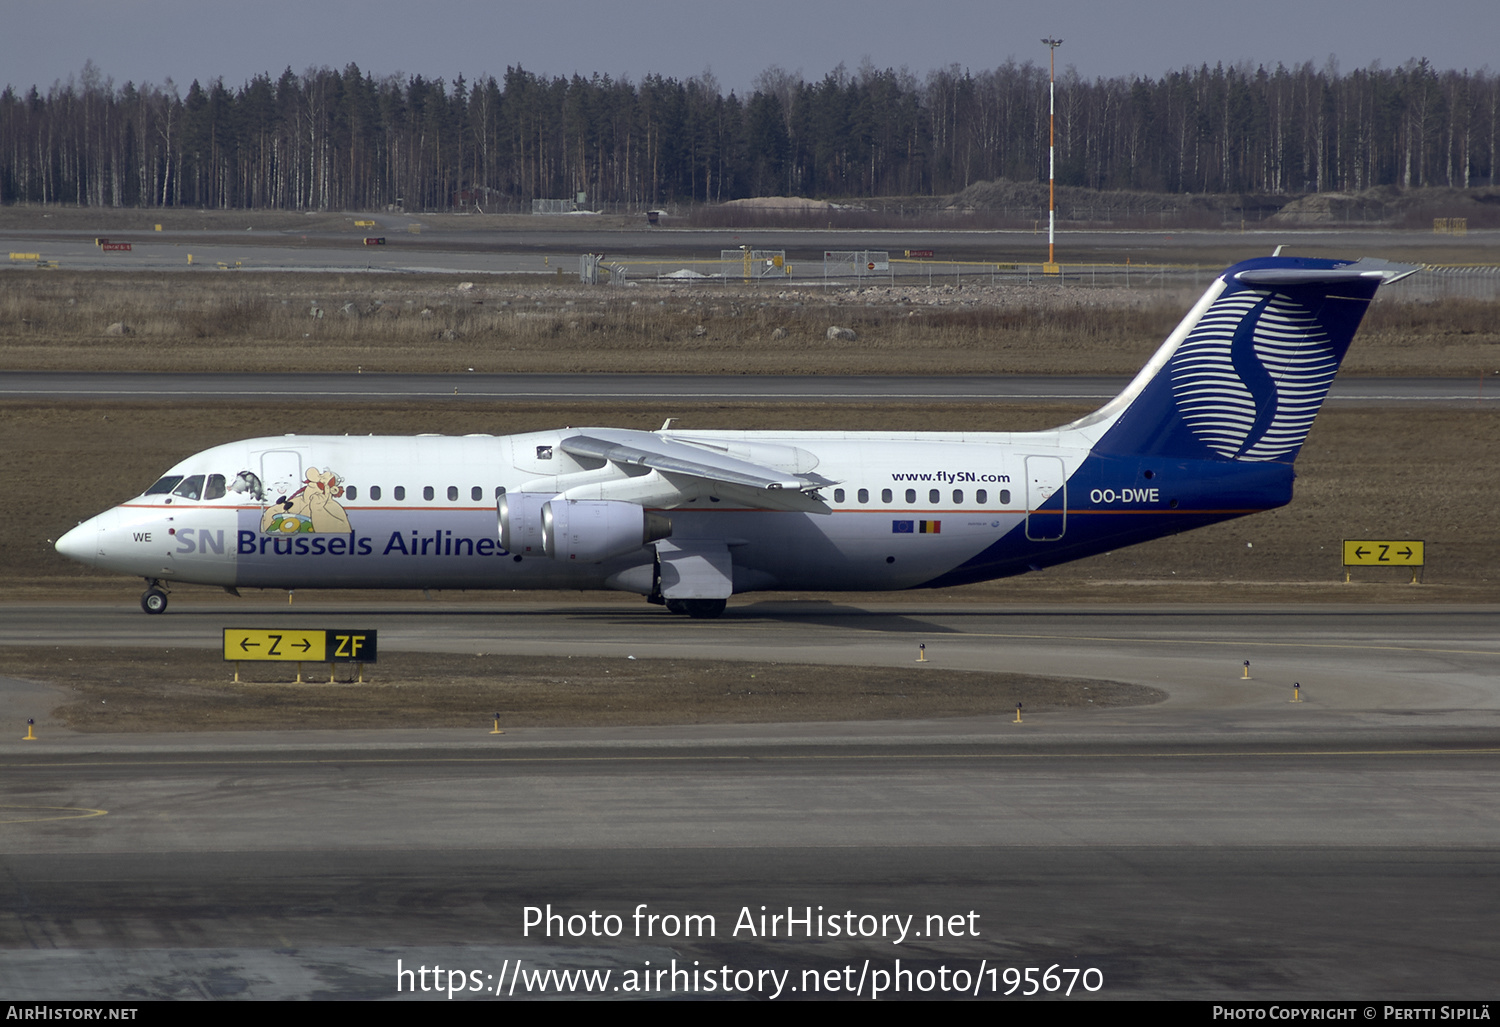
223, 629, 377, 662
1342, 540, 1424, 566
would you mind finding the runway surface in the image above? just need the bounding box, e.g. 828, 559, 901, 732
3, 370, 1494, 406
2, 601, 1498, 999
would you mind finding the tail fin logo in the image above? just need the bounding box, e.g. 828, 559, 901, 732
1169, 290, 1338, 461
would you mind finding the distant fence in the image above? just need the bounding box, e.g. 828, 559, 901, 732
887, 260, 1211, 290
719, 249, 790, 279
577, 254, 1500, 299
578, 254, 791, 283
823, 250, 892, 283
1397, 265, 1500, 301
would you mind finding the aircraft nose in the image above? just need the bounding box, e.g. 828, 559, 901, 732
55, 517, 102, 564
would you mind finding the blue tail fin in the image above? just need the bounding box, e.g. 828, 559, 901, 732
1073, 256, 1416, 462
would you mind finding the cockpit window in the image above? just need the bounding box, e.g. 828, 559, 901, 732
230, 470, 264, 502
172, 475, 205, 500
144, 475, 184, 496
204, 474, 227, 501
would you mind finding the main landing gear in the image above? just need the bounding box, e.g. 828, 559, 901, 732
663, 598, 727, 619
140, 579, 169, 615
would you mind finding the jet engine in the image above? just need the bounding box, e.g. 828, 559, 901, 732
542, 499, 672, 562
500, 492, 670, 562
498, 491, 551, 555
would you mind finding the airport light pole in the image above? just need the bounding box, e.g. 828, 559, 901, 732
1042, 37, 1063, 274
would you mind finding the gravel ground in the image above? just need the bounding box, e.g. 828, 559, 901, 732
3, 647, 1161, 732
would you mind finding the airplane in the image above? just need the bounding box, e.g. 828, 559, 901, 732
55, 255, 1416, 618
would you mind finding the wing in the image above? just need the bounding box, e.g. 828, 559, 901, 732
559, 429, 838, 513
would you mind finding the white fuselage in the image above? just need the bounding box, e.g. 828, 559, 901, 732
59, 428, 1086, 595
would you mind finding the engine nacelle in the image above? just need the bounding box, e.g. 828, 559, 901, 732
542, 499, 672, 563
497, 491, 552, 556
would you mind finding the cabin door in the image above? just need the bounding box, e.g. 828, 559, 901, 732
1024, 456, 1067, 541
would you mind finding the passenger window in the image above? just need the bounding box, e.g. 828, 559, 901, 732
999, 489, 1011, 504
172, 475, 205, 500
345, 485, 358, 501
394, 486, 406, 501
858, 488, 869, 503
834, 488, 845, 503
953, 489, 963, 504
423, 486, 435, 501
205, 474, 227, 500
447, 486, 459, 501
472, 486, 482, 501
929, 489, 940, 504
144, 475, 184, 496
370, 485, 382, 501
496, 486, 505, 499
882, 489, 893, 503
905, 489, 916, 504
976, 489, 987, 504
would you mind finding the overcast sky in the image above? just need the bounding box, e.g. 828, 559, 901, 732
5, 0, 1496, 96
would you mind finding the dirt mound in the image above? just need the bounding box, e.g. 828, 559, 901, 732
1269, 185, 1407, 225
946, 178, 1283, 223
1270, 185, 1500, 227
721, 196, 833, 212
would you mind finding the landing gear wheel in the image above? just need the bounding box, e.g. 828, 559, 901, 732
141, 588, 169, 615
664, 599, 689, 615
683, 599, 727, 619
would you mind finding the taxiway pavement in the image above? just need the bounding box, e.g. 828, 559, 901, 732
3, 371, 1494, 407
6, 224, 1496, 272
2, 602, 1497, 999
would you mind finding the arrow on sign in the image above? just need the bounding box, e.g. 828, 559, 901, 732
239, 638, 259, 652
293, 638, 312, 653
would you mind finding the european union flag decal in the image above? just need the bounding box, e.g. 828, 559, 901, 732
892, 520, 914, 533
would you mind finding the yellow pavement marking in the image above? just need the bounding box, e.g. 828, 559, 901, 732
0, 804, 107, 824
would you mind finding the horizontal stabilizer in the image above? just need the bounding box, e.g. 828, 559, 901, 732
1235, 257, 1419, 287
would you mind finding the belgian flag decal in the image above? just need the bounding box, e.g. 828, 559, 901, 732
893, 520, 942, 534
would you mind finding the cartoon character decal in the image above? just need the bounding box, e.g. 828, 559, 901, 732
260, 467, 353, 534
231, 470, 265, 501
